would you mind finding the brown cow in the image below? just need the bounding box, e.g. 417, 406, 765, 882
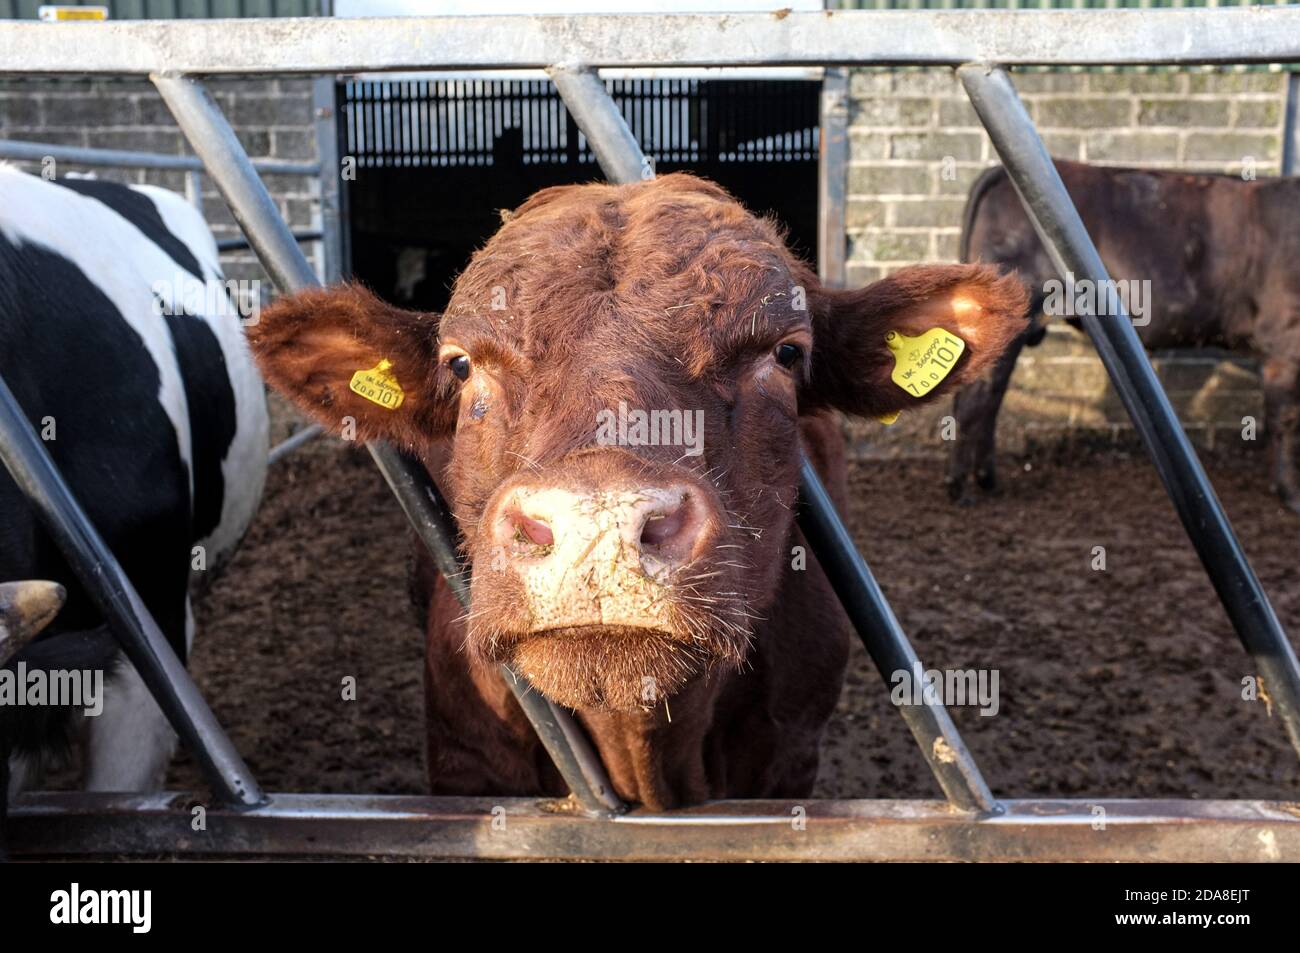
250, 174, 1027, 808
948, 159, 1300, 510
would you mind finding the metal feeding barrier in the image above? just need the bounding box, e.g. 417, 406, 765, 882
2, 8, 1300, 861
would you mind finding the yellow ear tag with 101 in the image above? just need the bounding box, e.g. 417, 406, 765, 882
873, 328, 966, 425
886, 327, 966, 398
349, 359, 405, 410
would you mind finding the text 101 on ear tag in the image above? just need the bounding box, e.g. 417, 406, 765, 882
886, 328, 966, 397
349, 359, 405, 410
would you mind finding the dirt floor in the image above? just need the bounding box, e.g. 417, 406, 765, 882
167, 435, 1300, 801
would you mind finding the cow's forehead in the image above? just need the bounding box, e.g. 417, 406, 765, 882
440, 177, 801, 356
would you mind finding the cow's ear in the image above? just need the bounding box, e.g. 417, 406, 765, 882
247, 283, 456, 449
802, 264, 1029, 420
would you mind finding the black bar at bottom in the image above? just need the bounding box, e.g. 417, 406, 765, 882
959, 63, 1300, 760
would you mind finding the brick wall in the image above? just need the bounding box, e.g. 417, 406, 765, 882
0, 77, 322, 288
844, 67, 1289, 456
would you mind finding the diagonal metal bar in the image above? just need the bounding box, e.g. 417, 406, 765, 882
796, 461, 995, 812
366, 450, 623, 816
0, 377, 262, 807
548, 64, 649, 183
550, 65, 996, 813
958, 64, 1300, 762
151, 73, 623, 817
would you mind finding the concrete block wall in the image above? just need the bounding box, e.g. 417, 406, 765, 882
843, 67, 1289, 456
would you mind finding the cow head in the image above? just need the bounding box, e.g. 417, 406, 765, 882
250, 174, 1027, 712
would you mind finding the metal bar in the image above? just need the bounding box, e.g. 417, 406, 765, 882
3, 10, 1300, 74
958, 64, 1300, 761
0, 138, 320, 175
1283, 72, 1300, 178
336, 81, 354, 278
817, 67, 849, 288
9, 792, 1298, 862
547, 64, 646, 184
797, 461, 997, 812
552, 65, 995, 814
152, 75, 318, 293
184, 168, 203, 212
0, 377, 262, 808
365, 448, 624, 817
311, 75, 344, 284
267, 423, 324, 465
151, 73, 622, 818
216, 230, 321, 252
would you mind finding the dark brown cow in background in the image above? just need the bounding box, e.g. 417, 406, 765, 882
948, 159, 1300, 510
250, 174, 1027, 809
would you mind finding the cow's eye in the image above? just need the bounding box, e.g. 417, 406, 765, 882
448, 355, 471, 381
774, 343, 803, 369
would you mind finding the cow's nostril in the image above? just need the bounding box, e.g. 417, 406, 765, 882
641, 506, 686, 548
510, 511, 554, 547
638, 493, 703, 568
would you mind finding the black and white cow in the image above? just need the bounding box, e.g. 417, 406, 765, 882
0, 166, 267, 816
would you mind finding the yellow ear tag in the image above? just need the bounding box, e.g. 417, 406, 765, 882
349, 359, 405, 410
875, 410, 901, 426
885, 328, 966, 398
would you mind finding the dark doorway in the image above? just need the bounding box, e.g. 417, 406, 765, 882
339, 77, 821, 310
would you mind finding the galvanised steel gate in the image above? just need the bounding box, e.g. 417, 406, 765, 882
1, 8, 1300, 861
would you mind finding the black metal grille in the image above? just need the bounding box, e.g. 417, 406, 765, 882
341, 78, 820, 169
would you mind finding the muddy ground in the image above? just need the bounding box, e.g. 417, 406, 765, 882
163, 435, 1300, 801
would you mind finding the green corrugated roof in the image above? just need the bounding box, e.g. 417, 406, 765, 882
0, 0, 321, 18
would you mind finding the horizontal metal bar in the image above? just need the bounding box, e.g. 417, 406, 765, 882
1, 10, 1299, 75
216, 230, 321, 252
0, 376, 262, 807
0, 139, 320, 176
9, 793, 1299, 861
959, 64, 1300, 763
